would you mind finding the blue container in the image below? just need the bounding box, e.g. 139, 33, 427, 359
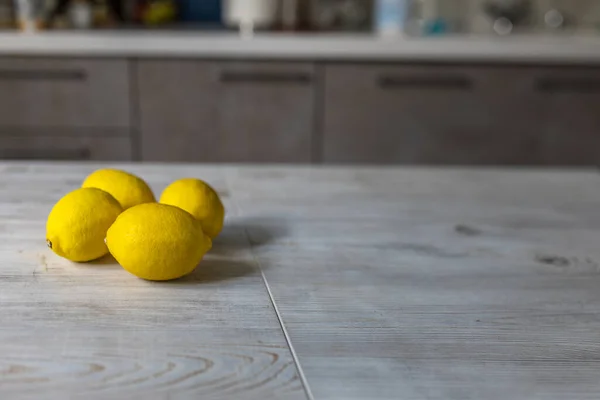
177, 0, 221, 23
374, 0, 408, 35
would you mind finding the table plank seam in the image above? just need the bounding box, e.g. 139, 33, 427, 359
243, 228, 315, 400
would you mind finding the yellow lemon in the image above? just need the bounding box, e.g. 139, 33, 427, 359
106, 203, 212, 281
46, 188, 123, 262
159, 178, 225, 239
82, 169, 155, 210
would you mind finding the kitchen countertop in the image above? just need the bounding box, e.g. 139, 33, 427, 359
1, 31, 600, 63
2, 162, 600, 399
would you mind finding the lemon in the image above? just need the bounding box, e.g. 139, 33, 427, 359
159, 178, 225, 239
82, 169, 155, 210
46, 188, 123, 262
106, 203, 212, 281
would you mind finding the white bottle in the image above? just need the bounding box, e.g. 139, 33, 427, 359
223, 0, 278, 34
69, 0, 93, 30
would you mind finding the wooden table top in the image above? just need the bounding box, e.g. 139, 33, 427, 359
1, 162, 600, 400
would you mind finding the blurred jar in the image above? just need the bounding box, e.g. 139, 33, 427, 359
310, 0, 372, 31
177, 0, 221, 24
374, 0, 408, 36
14, 0, 44, 31
405, 0, 467, 36
223, 0, 278, 32
142, 0, 177, 26
69, 0, 93, 29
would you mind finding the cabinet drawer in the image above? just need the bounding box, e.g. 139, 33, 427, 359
138, 60, 315, 163
533, 67, 600, 166
0, 58, 130, 128
322, 65, 542, 165
0, 133, 132, 161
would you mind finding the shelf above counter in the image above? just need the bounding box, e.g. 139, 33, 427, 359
1, 31, 600, 64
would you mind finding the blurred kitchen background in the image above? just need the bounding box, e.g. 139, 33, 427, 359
0, 0, 599, 165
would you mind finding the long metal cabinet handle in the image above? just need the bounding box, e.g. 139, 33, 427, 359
0, 148, 91, 160
378, 75, 473, 90
0, 69, 86, 81
220, 71, 312, 85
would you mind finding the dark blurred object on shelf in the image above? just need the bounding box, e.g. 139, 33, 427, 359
46, 0, 179, 28
310, 0, 373, 31
280, 0, 297, 30
47, 0, 124, 27
0, 1, 13, 28
139, 0, 176, 25
274, 0, 311, 32
483, 0, 531, 35
177, 0, 220, 23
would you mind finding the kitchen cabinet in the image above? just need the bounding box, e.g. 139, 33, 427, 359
0, 58, 131, 128
137, 60, 315, 163
534, 67, 600, 166
322, 64, 543, 165
0, 132, 132, 161
0, 55, 595, 166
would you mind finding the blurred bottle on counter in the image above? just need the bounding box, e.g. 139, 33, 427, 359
122, 0, 176, 26
142, 0, 176, 25
14, 0, 44, 31
68, 0, 93, 29
374, 0, 407, 36
277, 0, 311, 31
420, 0, 448, 35
403, 0, 461, 36
310, 0, 372, 32
223, 0, 278, 33
177, 0, 221, 25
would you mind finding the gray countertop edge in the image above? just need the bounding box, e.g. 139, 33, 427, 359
1, 32, 600, 64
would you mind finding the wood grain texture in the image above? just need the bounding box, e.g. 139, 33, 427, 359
0, 163, 305, 400
4, 163, 600, 400
220, 166, 600, 400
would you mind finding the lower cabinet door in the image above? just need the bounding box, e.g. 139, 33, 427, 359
137, 60, 316, 163
322, 64, 543, 165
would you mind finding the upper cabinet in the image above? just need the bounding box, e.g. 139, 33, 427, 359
0, 58, 131, 128
321, 64, 544, 165
137, 60, 316, 163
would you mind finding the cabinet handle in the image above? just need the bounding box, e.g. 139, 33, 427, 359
378, 75, 473, 90
0, 69, 86, 81
535, 77, 600, 93
0, 148, 91, 160
220, 71, 312, 85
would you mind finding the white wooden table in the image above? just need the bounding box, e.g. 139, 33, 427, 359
1, 162, 600, 400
